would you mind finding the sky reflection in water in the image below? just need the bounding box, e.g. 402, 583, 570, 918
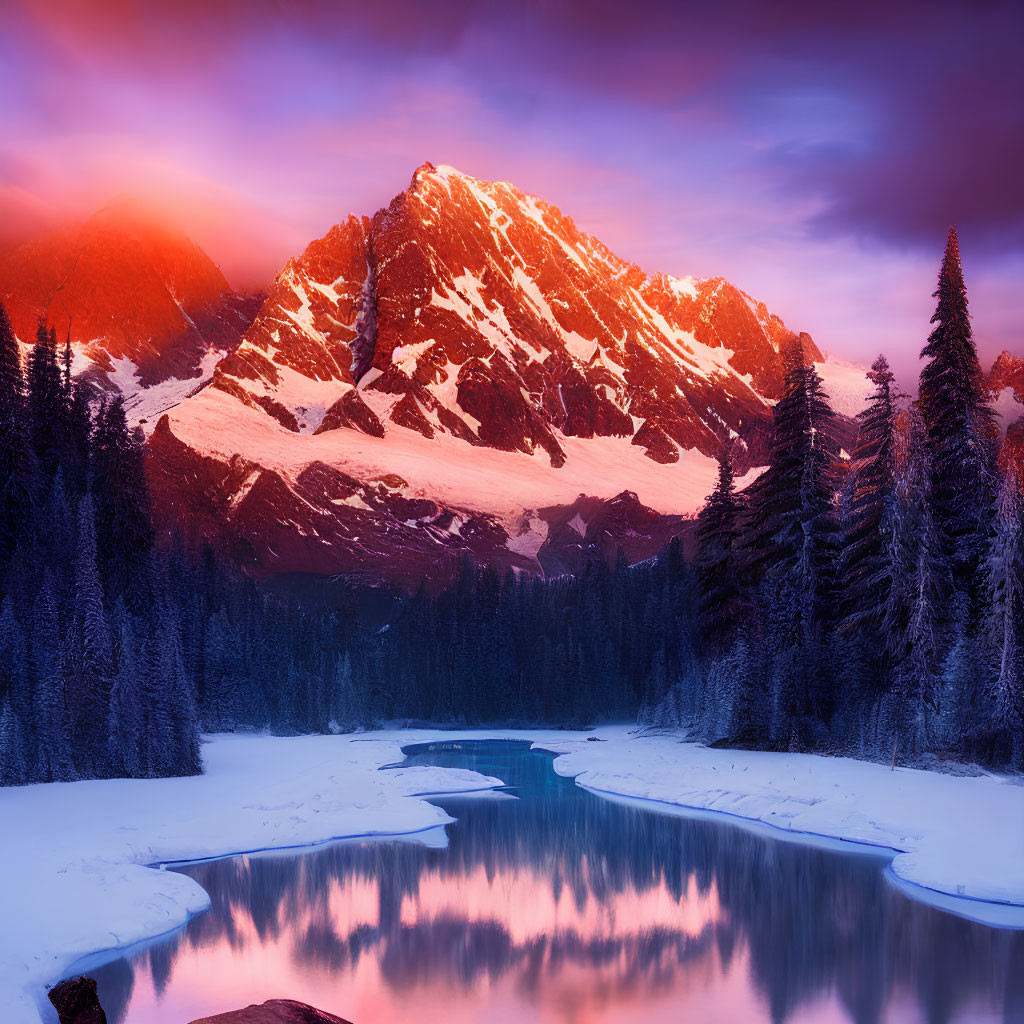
87, 741, 1024, 1024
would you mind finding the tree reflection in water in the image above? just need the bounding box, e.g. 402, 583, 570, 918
89, 741, 1024, 1024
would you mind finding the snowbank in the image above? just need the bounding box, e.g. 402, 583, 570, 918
540, 729, 1024, 926
0, 732, 509, 1024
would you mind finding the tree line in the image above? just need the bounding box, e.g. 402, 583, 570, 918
650, 227, 1023, 767
0, 311, 373, 784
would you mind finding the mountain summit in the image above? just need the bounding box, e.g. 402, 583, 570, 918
0, 203, 259, 415
147, 163, 868, 585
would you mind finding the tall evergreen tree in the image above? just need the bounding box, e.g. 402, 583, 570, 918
0, 302, 34, 561
695, 446, 746, 655
0, 597, 31, 775
0, 699, 28, 786
30, 576, 74, 782
884, 415, 949, 755
839, 356, 901, 638
91, 397, 154, 607
26, 321, 63, 479
69, 494, 113, 775
985, 468, 1024, 758
107, 602, 143, 778
743, 343, 839, 617
918, 226, 997, 584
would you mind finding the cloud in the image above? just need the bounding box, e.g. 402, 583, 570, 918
0, 0, 1020, 367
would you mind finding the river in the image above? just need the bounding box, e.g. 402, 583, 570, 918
77, 740, 1024, 1023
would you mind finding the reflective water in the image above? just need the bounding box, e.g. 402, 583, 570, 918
83, 741, 1024, 1024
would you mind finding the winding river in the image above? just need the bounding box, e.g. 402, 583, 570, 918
75, 740, 1024, 1023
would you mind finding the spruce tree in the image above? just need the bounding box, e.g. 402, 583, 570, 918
0, 597, 31, 776
0, 302, 34, 561
695, 446, 745, 655
741, 343, 839, 745
26, 321, 63, 479
884, 416, 949, 756
91, 398, 154, 607
986, 468, 1024, 755
30, 576, 74, 782
839, 356, 901, 638
0, 699, 27, 785
107, 603, 143, 778
918, 226, 997, 584
743, 343, 839, 617
69, 494, 113, 775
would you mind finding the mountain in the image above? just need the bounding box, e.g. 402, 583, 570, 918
148, 163, 868, 586
0, 202, 260, 425
987, 350, 1024, 480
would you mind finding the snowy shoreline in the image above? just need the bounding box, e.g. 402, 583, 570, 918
3, 727, 1024, 1023
542, 729, 1024, 925
0, 731, 514, 1024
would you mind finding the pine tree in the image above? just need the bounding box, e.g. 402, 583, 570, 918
107, 603, 143, 778
158, 610, 202, 776
695, 446, 746, 654
91, 398, 154, 607
743, 343, 839, 620
69, 494, 113, 775
0, 302, 34, 562
893, 470, 947, 754
985, 467, 1024, 753
0, 699, 28, 785
30, 576, 74, 782
839, 356, 901, 638
0, 597, 32, 777
26, 321, 63, 479
918, 226, 997, 584
740, 343, 839, 745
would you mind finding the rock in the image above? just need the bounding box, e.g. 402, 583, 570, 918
47, 976, 107, 1024
189, 998, 354, 1024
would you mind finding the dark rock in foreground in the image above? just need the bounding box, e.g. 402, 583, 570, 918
190, 999, 355, 1024
47, 976, 107, 1024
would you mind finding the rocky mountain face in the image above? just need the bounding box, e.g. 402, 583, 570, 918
987, 350, 1024, 481
0, 203, 260, 422
149, 163, 868, 586
200, 163, 822, 467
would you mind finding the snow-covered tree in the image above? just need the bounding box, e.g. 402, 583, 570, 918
69, 494, 113, 776
744, 343, 839, 627
0, 699, 28, 786
839, 356, 901, 638
31, 577, 74, 782
107, 603, 143, 778
918, 226, 997, 585
985, 467, 1024, 758
91, 397, 154, 608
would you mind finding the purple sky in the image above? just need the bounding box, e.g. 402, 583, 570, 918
1, 0, 1021, 380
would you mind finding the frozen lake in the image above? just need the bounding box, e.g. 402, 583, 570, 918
78, 740, 1024, 1023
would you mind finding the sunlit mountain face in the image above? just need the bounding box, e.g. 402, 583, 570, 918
83, 743, 1024, 1024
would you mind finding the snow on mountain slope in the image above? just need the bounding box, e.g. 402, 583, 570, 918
986, 350, 1024, 483
0, 202, 260, 420
150, 163, 868, 584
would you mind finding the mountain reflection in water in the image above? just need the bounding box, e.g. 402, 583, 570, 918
87, 741, 1024, 1024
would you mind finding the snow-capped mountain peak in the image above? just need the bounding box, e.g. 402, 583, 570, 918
146, 163, 866, 585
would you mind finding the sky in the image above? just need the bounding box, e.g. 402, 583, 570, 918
0, 0, 1021, 381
